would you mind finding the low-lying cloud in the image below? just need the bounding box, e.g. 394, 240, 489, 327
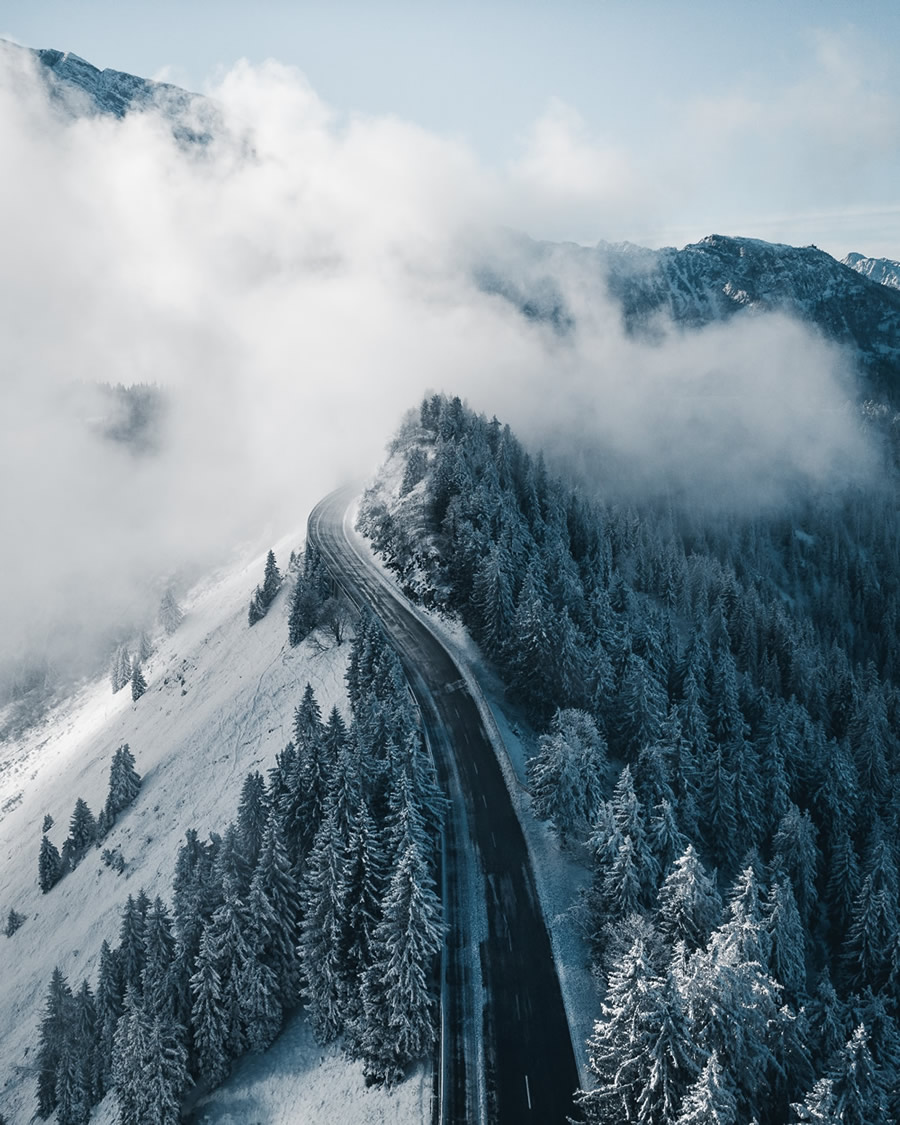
0, 47, 876, 696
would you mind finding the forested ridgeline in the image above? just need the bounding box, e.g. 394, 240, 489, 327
32, 614, 444, 1124
359, 393, 900, 1124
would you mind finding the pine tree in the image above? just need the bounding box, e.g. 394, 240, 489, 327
842, 833, 899, 990
675, 1052, 738, 1125
38, 833, 62, 893
141, 1013, 190, 1125
189, 926, 229, 1086
262, 549, 282, 603
236, 770, 269, 872
111, 987, 150, 1124
298, 808, 346, 1043
527, 708, 607, 842
118, 893, 149, 995
95, 940, 123, 1098
138, 629, 154, 662
360, 839, 443, 1084
470, 542, 515, 660
766, 876, 807, 1001
252, 810, 302, 1006
772, 804, 819, 927
206, 883, 252, 1062
159, 587, 184, 634
248, 587, 266, 626
35, 967, 73, 1118
790, 1078, 839, 1124
105, 743, 142, 823
60, 980, 97, 1120
616, 652, 667, 759
130, 661, 147, 701
657, 845, 721, 952
67, 798, 97, 859
577, 937, 698, 1125
828, 1025, 890, 1125
143, 897, 176, 1016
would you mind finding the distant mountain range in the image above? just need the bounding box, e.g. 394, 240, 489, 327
476, 232, 900, 399
1, 39, 218, 141
8, 40, 900, 400
843, 251, 900, 291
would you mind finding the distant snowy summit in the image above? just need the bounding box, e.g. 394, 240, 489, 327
477, 231, 900, 398
0, 39, 218, 141
5, 39, 900, 399
843, 251, 900, 292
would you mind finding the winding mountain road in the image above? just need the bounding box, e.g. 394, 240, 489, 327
308, 488, 580, 1125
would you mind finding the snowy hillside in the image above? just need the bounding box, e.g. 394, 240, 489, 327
0, 531, 425, 1125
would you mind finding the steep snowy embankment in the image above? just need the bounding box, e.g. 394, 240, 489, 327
0, 530, 425, 1125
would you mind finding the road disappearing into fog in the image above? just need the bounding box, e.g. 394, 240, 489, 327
308, 488, 580, 1125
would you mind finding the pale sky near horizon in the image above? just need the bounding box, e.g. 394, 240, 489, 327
4, 0, 900, 258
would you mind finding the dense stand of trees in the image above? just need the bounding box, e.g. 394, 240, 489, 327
34, 617, 443, 1121
359, 393, 900, 1125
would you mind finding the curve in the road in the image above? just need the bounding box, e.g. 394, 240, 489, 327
308, 488, 581, 1125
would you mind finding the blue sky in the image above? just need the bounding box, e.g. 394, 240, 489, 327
4, 0, 900, 256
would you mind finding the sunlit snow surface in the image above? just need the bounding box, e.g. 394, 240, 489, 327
0, 527, 424, 1125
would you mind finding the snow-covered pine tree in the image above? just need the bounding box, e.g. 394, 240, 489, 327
94, 940, 123, 1098
189, 925, 230, 1087
359, 837, 442, 1084
236, 770, 269, 872
38, 833, 62, 893
159, 587, 184, 634
35, 967, 73, 1119
527, 708, 606, 843
298, 807, 346, 1043
766, 876, 808, 1002
206, 881, 252, 1062
130, 660, 147, 701
577, 935, 698, 1124
105, 743, 142, 823
66, 798, 97, 861
828, 1024, 890, 1125
251, 809, 302, 1007
656, 845, 722, 952
248, 587, 266, 626
141, 1012, 190, 1125
118, 892, 149, 995
841, 832, 899, 991
790, 1078, 839, 1124
675, 1051, 738, 1125
142, 897, 176, 1017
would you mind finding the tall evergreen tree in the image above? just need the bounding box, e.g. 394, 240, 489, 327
35, 967, 73, 1119
360, 838, 443, 1084
657, 845, 722, 952
675, 1052, 738, 1125
38, 834, 62, 893
189, 925, 229, 1087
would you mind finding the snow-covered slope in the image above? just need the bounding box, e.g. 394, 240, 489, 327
0, 531, 424, 1124
843, 251, 900, 291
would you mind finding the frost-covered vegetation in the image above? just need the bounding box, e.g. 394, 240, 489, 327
32, 616, 443, 1122
360, 392, 900, 1125
38, 745, 142, 894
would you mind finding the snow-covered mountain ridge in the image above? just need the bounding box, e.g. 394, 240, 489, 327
0, 39, 218, 141
477, 231, 900, 398
843, 251, 900, 292
7, 41, 900, 401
